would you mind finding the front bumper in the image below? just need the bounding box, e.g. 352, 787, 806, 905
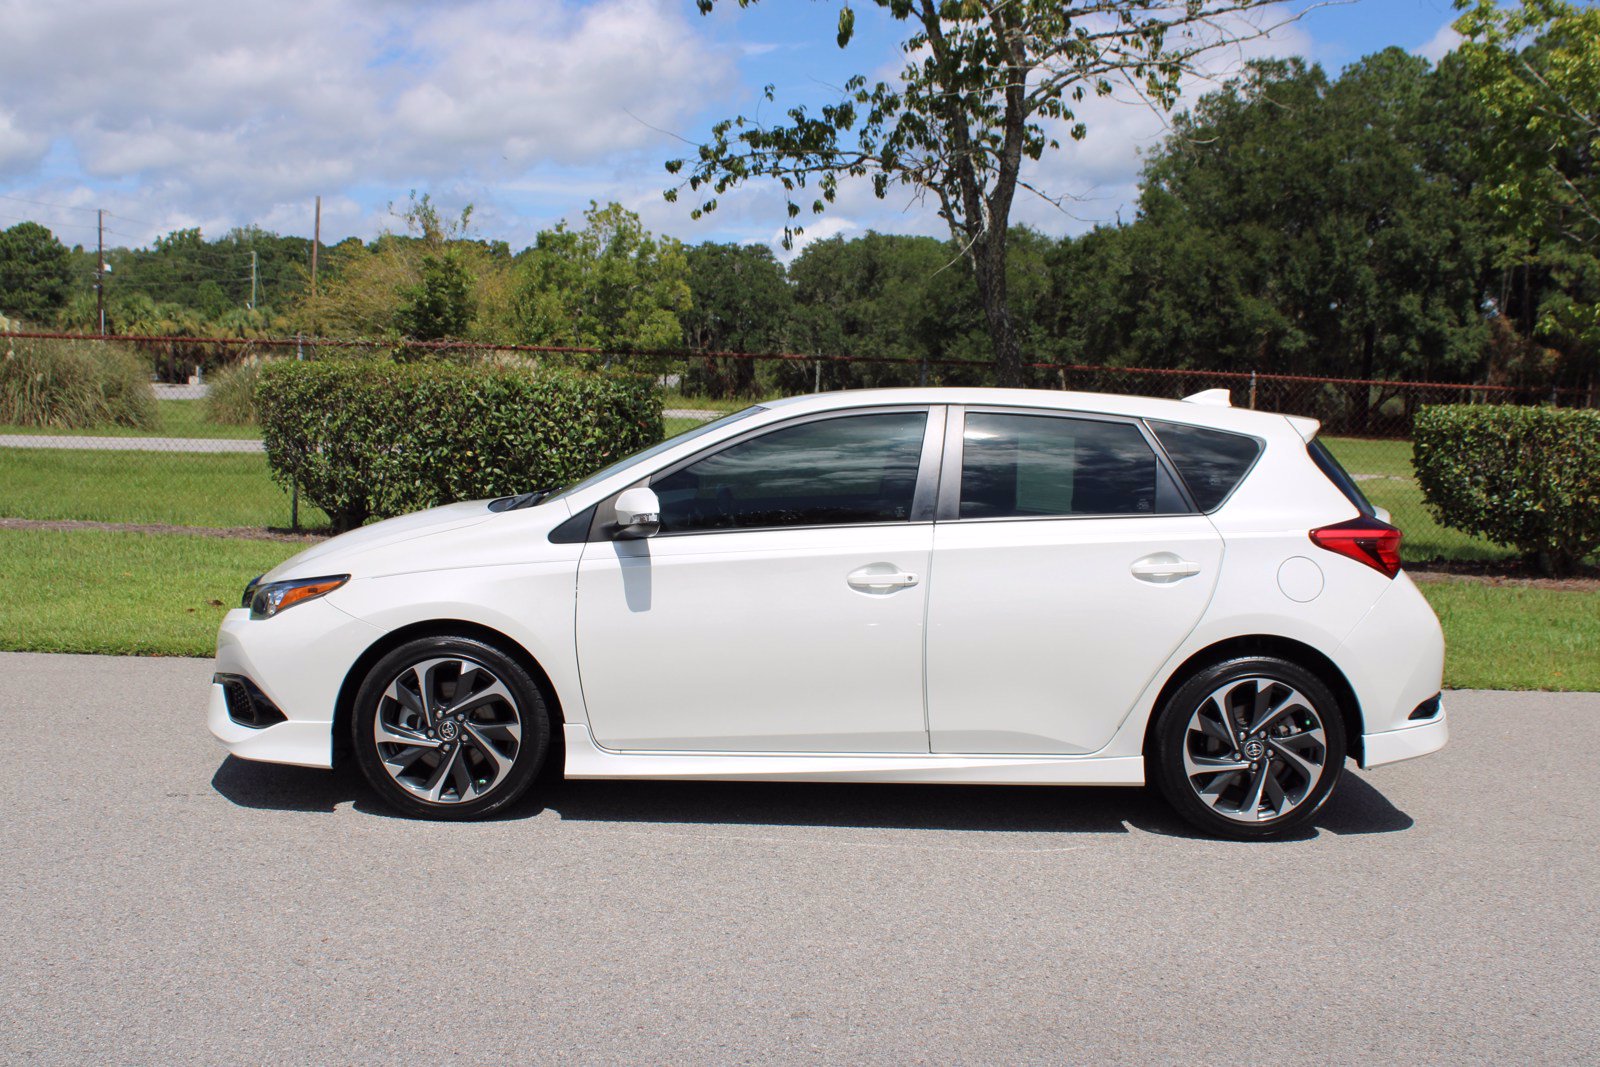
208, 597, 382, 769
208, 685, 342, 768
1360, 705, 1449, 769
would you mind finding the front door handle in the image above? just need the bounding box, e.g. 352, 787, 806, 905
1131, 554, 1202, 583
847, 564, 920, 593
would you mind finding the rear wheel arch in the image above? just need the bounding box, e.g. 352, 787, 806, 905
1142, 635, 1364, 767
333, 620, 565, 771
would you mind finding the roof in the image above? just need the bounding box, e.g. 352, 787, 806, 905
761, 387, 1314, 438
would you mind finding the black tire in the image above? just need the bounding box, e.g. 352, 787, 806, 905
352, 635, 551, 820
1149, 655, 1346, 840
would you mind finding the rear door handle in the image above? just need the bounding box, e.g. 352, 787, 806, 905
847, 564, 920, 592
1131, 555, 1202, 583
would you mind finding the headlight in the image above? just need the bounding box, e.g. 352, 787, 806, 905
248, 575, 349, 620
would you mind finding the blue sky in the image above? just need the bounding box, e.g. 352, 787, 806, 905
0, 0, 1469, 257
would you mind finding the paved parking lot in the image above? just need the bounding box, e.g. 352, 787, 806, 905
2, 652, 1596, 1063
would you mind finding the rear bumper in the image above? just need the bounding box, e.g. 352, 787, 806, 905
1360, 706, 1448, 769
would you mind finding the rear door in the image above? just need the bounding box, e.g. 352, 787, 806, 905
924, 406, 1224, 754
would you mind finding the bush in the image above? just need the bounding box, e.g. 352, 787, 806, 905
257, 359, 662, 531
0, 336, 155, 429
205, 358, 265, 425
1413, 405, 1600, 575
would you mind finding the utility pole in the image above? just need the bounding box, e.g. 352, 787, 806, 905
310, 195, 321, 305
96, 209, 105, 334
249, 250, 258, 310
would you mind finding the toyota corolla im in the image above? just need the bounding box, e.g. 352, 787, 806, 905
209, 388, 1446, 839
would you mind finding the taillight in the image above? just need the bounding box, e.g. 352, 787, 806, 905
1309, 518, 1402, 578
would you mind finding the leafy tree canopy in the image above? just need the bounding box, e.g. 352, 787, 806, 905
0, 221, 74, 322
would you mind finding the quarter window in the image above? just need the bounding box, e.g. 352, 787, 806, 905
1147, 420, 1263, 512
959, 413, 1165, 518
652, 411, 928, 532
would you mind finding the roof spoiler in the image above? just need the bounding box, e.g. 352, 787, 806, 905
1181, 387, 1320, 439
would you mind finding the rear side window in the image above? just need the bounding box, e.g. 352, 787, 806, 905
1148, 420, 1263, 511
960, 413, 1167, 518
1307, 438, 1376, 517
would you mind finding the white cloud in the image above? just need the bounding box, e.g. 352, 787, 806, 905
771, 214, 859, 262
1415, 19, 1463, 64
0, 0, 734, 242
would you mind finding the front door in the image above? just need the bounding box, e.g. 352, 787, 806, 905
576, 408, 940, 753
925, 408, 1224, 754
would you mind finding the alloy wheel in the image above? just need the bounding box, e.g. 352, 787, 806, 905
372, 656, 524, 805
1181, 676, 1329, 824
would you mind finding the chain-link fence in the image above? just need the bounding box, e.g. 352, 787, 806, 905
2, 331, 1593, 563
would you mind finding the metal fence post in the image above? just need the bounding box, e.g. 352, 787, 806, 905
291, 333, 302, 531
1249, 370, 1258, 410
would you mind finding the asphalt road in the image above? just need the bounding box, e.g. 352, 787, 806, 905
2, 653, 1596, 1064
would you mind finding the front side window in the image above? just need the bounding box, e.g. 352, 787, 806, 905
652, 411, 928, 532
959, 413, 1165, 519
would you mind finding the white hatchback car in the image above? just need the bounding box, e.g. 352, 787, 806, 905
210, 388, 1446, 838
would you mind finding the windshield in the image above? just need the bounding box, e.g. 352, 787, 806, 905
540, 406, 765, 506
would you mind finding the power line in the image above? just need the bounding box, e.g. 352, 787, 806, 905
0, 193, 102, 215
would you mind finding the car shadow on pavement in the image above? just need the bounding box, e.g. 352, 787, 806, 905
211, 756, 368, 814
211, 756, 1413, 839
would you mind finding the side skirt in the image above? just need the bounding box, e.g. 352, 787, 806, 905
562, 725, 1145, 786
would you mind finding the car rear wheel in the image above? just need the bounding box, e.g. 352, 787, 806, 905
352, 636, 550, 820
1150, 656, 1346, 840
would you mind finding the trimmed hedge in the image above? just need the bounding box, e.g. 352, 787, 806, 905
257, 360, 662, 531
1413, 405, 1600, 575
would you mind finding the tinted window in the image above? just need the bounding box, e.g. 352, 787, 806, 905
543, 406, 764, 505
652, 411, 927, 532
960, 414, 1162, 518
1148, 420, 1263, 511
1308, 438, 1376, 517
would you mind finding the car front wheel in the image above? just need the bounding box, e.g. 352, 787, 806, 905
352, 636, 550, 819
1150, 656, 1346, 840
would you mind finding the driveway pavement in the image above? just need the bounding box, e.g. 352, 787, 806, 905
1, 653, 1595, 1063
0, 433, 263, 453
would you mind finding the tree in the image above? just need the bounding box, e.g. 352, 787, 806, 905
397, 250, 475, 342
668, 0, 1290, 385
511, 202, 690, 354
1454, 0, 1600, 253
0, 221, 73, 322
681, 242, 791, 396
1454, 0, 1600, 393
1116, 52, 1489, 401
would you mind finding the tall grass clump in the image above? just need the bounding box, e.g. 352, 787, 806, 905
205, 358, 265, 425
0, 336, 155, 429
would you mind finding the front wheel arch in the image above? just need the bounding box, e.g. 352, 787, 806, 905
1141, 635, 1363, 768
333, 620, 564, 772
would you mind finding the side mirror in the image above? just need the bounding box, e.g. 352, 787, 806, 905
614, 487, 661, 538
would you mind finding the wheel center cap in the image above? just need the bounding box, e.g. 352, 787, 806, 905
1243, 739, 1265, 760
438, 720, 460, 742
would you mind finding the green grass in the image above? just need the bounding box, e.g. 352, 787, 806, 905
1418, 578, 1600, 691
1321, 436, 1517, 564
0, 447, 327, 529
0, 530, 301, 656
0, 527, 1591, 691
0, 399, 261, 440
